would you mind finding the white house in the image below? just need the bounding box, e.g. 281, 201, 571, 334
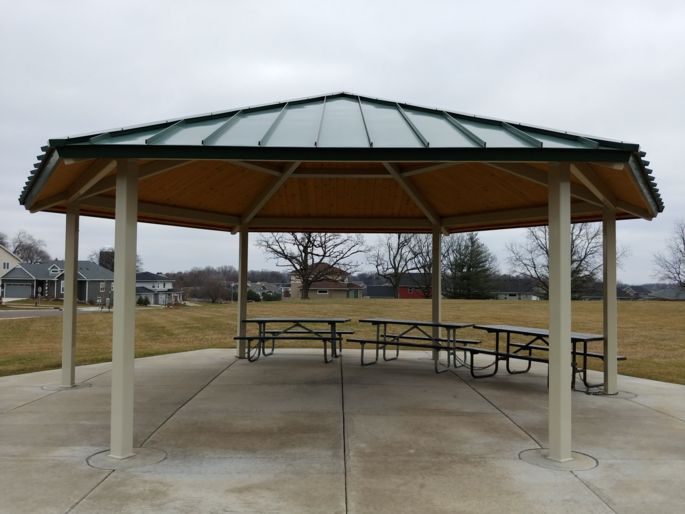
135, 272, 183, 305
0, 244, 21, 277
495, 291, 541, 301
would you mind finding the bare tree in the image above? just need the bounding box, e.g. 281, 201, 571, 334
368, 234, 415, 298
507, 223, 604, 297
653, 220, 685, 287
167, 265, 238, 302
257, 233, 366, 299
407, 234, 433, 298
11, 231, 50, 263
88, 247, 144, 272
0, 232, 8, 248
442, 233, 498, 299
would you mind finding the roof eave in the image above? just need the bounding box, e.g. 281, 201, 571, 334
20, 148, 59, 209
49, 143, 635, 164
627, 153, 663, 216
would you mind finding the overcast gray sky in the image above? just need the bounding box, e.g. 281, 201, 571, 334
1, 0, 683, 283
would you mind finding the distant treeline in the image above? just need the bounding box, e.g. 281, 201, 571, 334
166, 266, 288, 303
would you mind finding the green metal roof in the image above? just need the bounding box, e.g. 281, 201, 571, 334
20, 92, 662, 213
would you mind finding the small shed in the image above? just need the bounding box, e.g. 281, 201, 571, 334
18, 92, 663, 466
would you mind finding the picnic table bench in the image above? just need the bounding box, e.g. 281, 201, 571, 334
348, 318, 479, 373
468, 324, 626, 390
236, 317, 352, 363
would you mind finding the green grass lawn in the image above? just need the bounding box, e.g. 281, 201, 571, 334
1, 299, 683, 384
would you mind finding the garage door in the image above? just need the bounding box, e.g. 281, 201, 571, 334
4, 283, 32, 299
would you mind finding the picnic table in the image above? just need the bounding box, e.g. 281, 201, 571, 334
349, 318, 478, 373
471, 324, 625, 389
237, 317, 352, 363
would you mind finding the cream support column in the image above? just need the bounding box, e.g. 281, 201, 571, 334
110, 159, 138, 459
431, 227, 442, 359
61, 204, 79, 387
547, 163, 572, 462
603, 209, 618, 394
236, 228, 248, 358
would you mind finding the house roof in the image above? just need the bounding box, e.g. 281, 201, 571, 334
75, 261, 114, 280
136, 286, 155, 294
399, 273, 431, 287
290, 263, 346, 277
2, 260, 113, 281
136, 271, 170, 281
0, 244, 21, 261
311, 280, 364, 290
2, 266, 33, 280
366, 285, 395, 298
19, 92, 663, 233
649, 288, 685, 301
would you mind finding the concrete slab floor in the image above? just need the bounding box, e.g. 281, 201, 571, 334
0, 348, 683, 513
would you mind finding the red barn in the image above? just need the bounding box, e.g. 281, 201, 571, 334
398, 273, 432, 299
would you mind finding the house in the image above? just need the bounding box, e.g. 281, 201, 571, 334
362, 274, 431, 299
648, 287, 685, 301
0, 245, 22, 299
247, 281, 282, 300
287, 264, 364, 300
1, 260, 113, 304
495, 292, 541, 301
0, 244, 21, 278
489, 274, 541, 301
398, 273, 431, 299
365, 285, 395, 298
136, 272, 183, 305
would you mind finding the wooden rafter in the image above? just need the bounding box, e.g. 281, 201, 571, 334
383, 162, 442, 229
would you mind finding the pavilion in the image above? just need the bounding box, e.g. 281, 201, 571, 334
19, 92, 663, 466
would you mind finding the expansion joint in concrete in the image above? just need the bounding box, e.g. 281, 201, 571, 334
339, 355, 349, 514
448, 369, 544, 448
139, 357, 239, 448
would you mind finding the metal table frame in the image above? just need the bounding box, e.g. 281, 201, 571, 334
357, 318, 475, 373
242, 317, 351, 363
472, 324, 606, 388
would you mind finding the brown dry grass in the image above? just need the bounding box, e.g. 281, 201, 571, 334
0, 300, 683, 384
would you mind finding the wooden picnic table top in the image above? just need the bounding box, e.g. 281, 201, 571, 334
359, 318, 473, 329
473, 324, 604, 342
243, 317, 351, 324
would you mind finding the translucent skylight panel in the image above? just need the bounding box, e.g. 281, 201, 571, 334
213, 109, 282, 146
457, 119, 524, 147
266, 102, 322, 147
162, 119, 227, 145
404, 109, 479, 147
361, 102, 422, 147
317, 97, 370, 147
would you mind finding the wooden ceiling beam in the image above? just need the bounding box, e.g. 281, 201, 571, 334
79, 195, 240, 227
29, 192, 68, 213
66, 159, 117, 202
232, 161, 282, 176
292, 168, 391, 178
613, 200, 653, 220
383, 162, 443, 230
442, 202, 600, 228
236, 161, 301, 232
79, 159, 191, 200
251, 217, 433, 230
400, 162, 456, 177
571, 163, 651, 219
486, 162, 605, 207
570, 162, 616, 209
